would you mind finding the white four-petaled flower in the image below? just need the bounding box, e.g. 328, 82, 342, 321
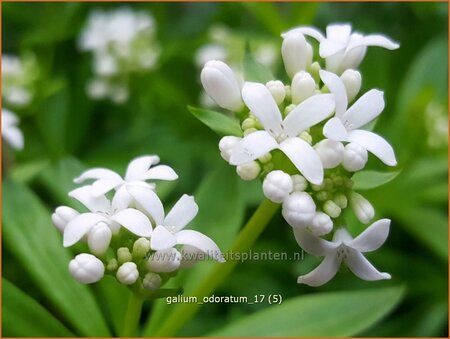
229, 82, 335, 184
294, 219, 391, 286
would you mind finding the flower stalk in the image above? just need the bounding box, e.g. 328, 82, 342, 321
121, 292, 144, 337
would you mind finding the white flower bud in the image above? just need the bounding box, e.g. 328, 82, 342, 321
143, 273, 162, 291
116, 262, 139, 285
291, 71, 316, 104
87, 222, 112, 256
310, 212, 333, 236
282, 32, 313, 78
236, 161, 260, 181
117, 247, 132, 264
350, 192, 375, 224
333, 193, 348, 209
291, 174, 308, 192
323, 200, 342, 218
342, 143, 368, 172
314, 139, 345, 169
133, 237, 151, 259
266, 80, 286, 105
218, 136, 241, 162
148, 248, 182, 273
262, 170, 293, 203
282, 192, 316, 228
340, 69, 362, 102
52, 206, 79, 233
69, 253, 104, 284
200, 60, 243, 111
299, 131, 312, 144
241, 117, 256, 130
243, 127, 258, 136
94, 53, 118, 76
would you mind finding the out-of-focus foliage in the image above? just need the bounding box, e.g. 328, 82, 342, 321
2, 2, 448, 337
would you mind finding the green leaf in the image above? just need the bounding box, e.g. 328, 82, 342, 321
188, 106, 242, 137
352, 170, 401, 190
2, 179, 110, 336
208, 286, 405, 337
243, 49, 275, 83
3, 278, 74, 337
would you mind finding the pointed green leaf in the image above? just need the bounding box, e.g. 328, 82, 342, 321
188, 106, 242, 137
208, 286, 405, 337
352, 170, 400, 190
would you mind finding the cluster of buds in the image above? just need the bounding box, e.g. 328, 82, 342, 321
200, 23, 399, 286
78, 8, 160, 104
52, 156, 224, 296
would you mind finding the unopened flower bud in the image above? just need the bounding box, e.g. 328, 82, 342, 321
291, 175, 308, 191
143, 273, 162, 291
106, 258, 118, 272
284, 104, 296, 116
310, 212, 333, 236
236, 161, 260, 181
243, 127, 258, 136
282, 32, 313, 78
241, 117, 256, 131
258, 153, 272, 164
291, 71, 316, 104
333, 193, 348, 209
323, 200, 341, 218
218, 136, 241, 162
263, 170, 293, 203
266, 80, 286, 105
69, 253, 104, 284
117, 247, 132, 264
350, 192, 375, 224
308, 61, 321, 83
200, 60, 243, 111
52, 206, 79, 233
299, 131, 312, 144
340, 69, 362, 102
133, 238, 151, 259
87, 222, 112, 256
314, 139, 344, 169
148, 248, 182, 273
116, 262, 139, 285
342, 143, 368, 172
282, 192, 316, 228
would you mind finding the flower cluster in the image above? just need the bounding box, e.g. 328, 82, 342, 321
52, 155, 224, 294
79, 8, 160, 104
200, 23, 399, 286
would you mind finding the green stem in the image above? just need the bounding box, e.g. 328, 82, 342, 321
121, 292, 143, 337
154, 199, 279, 337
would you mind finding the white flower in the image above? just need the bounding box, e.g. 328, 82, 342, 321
310, 212, 333, 236
236, 161, 260, 181
262, 170, 293, 203
63, 186, 152, 247
219, 136, 242, 162
74, 155, 178, 210
52, 206, 80, 233
116, 262, 139, 285
148, 248, 182, 273
314, 139, 344, 169
281, 30, 313, 78
200, 60, 243, 111
282, 192, 316, 228
342, 142, 368, 171
340, 69, 361, 102
294, 219, 391, 286
291, 71, 316, 105
320, 70, 397, 166
69, 253, 105, 284
229, 82, 335, 185
266, 80, 286, 105
87, 222, 112, 256
127, 186, 225, 262
2, 109, 24, 150
350, 192, 375, 224
284, 24, 399, 74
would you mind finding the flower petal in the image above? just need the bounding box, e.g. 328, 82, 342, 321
111, 208, 152, 237
74, 168, 122, 184
111, 185, 134, 211
150, 225, 177, 251
3, 127, 24, 150
141, 165, 178, 181
343, 89, 385, 129
347, 34, 400, 52
91, 178, 123, 197
320, 39, 344, 58
349, 219, 390, 253
347, 129, 397, 166
283, 94, 335, 137
126, 184, 165, 225
281, 26, 325, 42
64, 213, 107, 247
176, 230, 225, 262
68, 186, 111, 213
293, 228, 339, 256
279, 138, 324, 185
241, 82, 282, 133
164, 194, 199, 232
326, 24, 352, 43
319, 70, 348, 117
323, 117, 349, 141
345, 249, 391, 281
229, 131, 278, 165
124, 155, 160, 181
297, 253, 341, 286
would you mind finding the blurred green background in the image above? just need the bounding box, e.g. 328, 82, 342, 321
2, 2, 448, 337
